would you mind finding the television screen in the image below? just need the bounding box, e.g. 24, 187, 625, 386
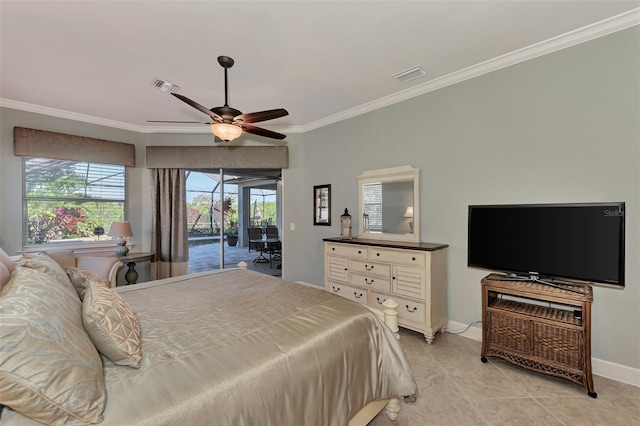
468, 203, 625, 287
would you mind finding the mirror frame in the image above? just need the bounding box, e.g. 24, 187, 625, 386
313, 184, 331, 226
357, 165, 420, 242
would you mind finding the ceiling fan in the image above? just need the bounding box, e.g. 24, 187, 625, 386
149, 56, 288, 142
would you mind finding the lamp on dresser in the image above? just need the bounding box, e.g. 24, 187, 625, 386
108, 221, 133, 256
404, 206, 414, 233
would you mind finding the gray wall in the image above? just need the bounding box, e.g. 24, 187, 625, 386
0, 27, 638, 369
286, 27, 640, 369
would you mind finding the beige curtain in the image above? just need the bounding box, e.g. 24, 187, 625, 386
151, 169, 189, 279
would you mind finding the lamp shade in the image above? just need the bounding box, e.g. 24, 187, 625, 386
404, 206, 414, 218
108, 221, 133, 237
210, 123, 243, 142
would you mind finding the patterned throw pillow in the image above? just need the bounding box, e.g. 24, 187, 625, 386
66, 266, 109, 301
83, 280, 142, 368
0, 266, 106, 425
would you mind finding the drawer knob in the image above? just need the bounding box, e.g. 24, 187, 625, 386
332, 286, 340, 292
354, 292, 363, 299
376, 253, 380, 256
365, 264, 374, 271
392, 276, 396, 280
406, 305, 418, 313
364, 278, 374, 285
344, 268, 348, 271
332, 247, 335, 251
358, 250, 362, 254
411, 256, 416, 261
376, 297, 386, 305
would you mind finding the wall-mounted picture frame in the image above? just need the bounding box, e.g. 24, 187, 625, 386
313, 184, 331, 226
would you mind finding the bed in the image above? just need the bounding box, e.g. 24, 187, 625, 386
0, 254, 416, 426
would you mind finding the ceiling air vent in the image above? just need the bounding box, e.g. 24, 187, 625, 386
150, 78, 181, 93
393, 66, 426, 84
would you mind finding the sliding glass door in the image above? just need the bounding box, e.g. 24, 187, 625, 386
186, 168, 281, 274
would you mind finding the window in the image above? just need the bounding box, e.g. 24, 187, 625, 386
24, 158, 126, 246
362, 182, 383, 232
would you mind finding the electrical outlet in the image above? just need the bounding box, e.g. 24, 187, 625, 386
289, 223, 295, 231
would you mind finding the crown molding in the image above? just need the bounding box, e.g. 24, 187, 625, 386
301, 8, 640, 133
2, 8, 638, 135
0, 98, 305, 135
0, 99, 143, 132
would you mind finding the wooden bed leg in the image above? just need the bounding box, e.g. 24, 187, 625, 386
382, 298, 399, 339
385, 397, 400, 421
237, 261, 248, 270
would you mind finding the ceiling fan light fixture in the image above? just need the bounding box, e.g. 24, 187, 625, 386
211, 122, 242, 142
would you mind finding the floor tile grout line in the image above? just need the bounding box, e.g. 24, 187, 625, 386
532, 396, 569, 426
436, 358, 490, 424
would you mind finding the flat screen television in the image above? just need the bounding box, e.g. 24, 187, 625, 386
467, 202, 625, 287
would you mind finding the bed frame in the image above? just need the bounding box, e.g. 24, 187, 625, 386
238, 262, 405, 424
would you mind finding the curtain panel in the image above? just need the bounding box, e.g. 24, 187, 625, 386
151, 169, 188, 279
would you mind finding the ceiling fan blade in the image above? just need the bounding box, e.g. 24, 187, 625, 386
172, 93, 222, 121
235, 108, 289, 124
147, 120, 210, 124
241, 123, 287, 140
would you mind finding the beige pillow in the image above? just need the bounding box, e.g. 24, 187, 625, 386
0, 262, 11, 293
66, 266, 109, 301
0, 248, 16, 273
83, 280, 142, 368
0, 266, 106, 425
18, 252, 75, 292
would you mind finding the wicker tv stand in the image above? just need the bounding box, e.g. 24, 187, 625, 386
481, 274, 596, 398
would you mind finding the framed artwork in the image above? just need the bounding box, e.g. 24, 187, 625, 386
313, 184, 331, 226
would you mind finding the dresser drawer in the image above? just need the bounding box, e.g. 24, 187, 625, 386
372, 291, 426, 324
349, 260, 391, 277
327, 281, 368, 305
350, 273, 391, 292
326, 243, 367, 259
368, 247, 426, 268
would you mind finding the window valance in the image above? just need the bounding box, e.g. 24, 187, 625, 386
13, 127, 136, 167
145, 146, 288, 169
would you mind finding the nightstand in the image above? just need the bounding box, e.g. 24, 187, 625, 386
116, 252, 154, 285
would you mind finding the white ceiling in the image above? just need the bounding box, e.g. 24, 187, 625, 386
1, 1, 638, 137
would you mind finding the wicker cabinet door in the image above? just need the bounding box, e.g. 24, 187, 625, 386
487, 311, 530, 355
533, 323, 584, 369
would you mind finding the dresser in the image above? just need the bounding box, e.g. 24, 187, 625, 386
323, 237, 448, 343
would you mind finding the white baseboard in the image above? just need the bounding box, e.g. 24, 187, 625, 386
445, 320, 640, 388
444, 319, 483, 341
295, 280, 321, 289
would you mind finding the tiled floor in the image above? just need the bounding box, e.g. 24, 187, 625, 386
188, 239, 281, 276
371, 329, 640, 426
188, 238, 639, 425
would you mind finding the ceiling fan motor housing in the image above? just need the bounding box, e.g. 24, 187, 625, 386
212, 106, 243, 122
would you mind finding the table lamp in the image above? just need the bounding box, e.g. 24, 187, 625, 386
404, 206, 414, 233
108, 221, 133, 255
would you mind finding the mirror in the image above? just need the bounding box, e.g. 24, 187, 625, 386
358, 165, 419, 242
